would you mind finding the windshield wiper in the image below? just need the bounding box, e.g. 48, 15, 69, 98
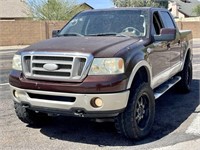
87, 33, 117, 36
116, 33, 129, 37
87, 32, 128, 37
58, 33, 84, 37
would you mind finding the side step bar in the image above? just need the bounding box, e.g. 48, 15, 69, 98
154, 76, 181, 99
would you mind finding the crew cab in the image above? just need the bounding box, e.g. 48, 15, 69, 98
9, 7, 193, 140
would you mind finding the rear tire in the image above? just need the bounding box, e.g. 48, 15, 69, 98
177, 58, 192, 93
115, 83, 155, 140
14, 102, 49, 126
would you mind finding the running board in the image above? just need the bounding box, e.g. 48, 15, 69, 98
154, 76, 181, 99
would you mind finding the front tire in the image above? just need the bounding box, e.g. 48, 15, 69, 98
14, 102, 49, 126
115, 83, 155, 140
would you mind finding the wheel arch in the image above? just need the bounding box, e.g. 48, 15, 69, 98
127, 60, 152, 89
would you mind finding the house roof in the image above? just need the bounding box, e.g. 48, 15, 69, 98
79, 2, 94, 9
0, 0, 30, 19
170, 0, 200, 17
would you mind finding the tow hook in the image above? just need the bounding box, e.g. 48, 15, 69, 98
74, 110, 85, 117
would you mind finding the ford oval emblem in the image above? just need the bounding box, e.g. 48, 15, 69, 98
43, 63, 59, 71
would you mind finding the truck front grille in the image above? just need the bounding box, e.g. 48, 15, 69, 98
22, 52, 93, 82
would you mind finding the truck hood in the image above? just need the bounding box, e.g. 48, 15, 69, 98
21, 36, 140, 57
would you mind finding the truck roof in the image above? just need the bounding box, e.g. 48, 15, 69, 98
82, 7, 167, 13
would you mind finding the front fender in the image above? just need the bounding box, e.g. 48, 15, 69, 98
127, 60, 152, 89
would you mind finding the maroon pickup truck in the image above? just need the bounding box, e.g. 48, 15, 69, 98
9, 7, 193, 140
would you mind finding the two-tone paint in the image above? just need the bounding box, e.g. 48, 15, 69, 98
9, 8, 192, 117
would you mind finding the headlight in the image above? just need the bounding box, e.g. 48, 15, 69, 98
89, 58, 124, 75
12, 54, 22, 71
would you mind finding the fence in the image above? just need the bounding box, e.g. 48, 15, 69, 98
176, 17, 200, 38
0, 20, 199, 46
0, 20, 66, 46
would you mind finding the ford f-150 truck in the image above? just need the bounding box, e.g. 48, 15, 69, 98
9, 7, 193, 140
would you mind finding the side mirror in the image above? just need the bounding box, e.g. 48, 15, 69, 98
153, 28, 176, 41
52, 30, 60, 37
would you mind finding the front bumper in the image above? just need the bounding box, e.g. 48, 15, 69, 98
10, 85, 130, 117
9, 70, 128, 94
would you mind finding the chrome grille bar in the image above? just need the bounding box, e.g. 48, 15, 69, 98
22, 52, 93, 82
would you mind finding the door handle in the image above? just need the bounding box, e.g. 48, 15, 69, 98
167, 43, 170, 49
178, 40, 181, 45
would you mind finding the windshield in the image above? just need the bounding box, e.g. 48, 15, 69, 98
59, 10, 149, 38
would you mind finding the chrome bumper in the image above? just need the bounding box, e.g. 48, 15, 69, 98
10, 85, 130, 114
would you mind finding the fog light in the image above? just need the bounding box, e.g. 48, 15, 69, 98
91, 97, 103, 108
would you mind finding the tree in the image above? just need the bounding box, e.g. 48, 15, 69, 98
26, 0, 84, 20
193, 4, 200, 16
112, 0, 167, 8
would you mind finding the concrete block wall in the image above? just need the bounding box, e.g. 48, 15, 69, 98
0, 20, 66, 46
0, 20, 199, 46
176, 21, 200, 39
